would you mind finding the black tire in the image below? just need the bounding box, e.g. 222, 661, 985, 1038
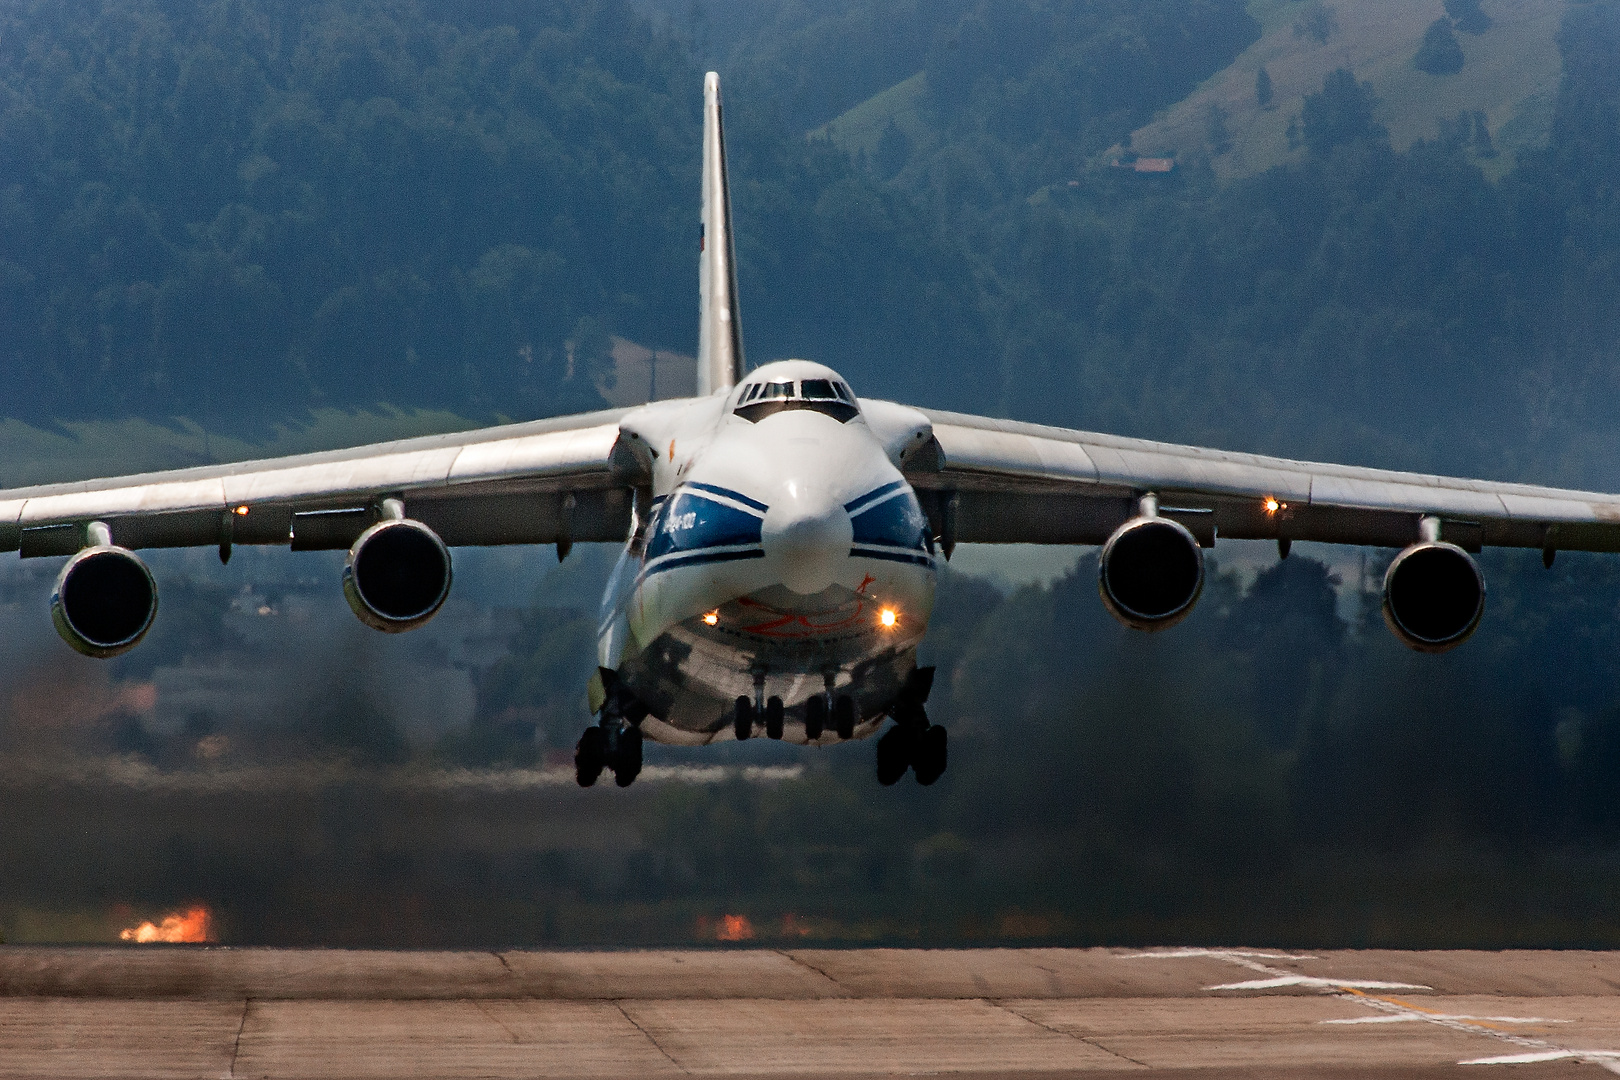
876, 725, 912, 786
805, 695, 827, 740
575, 726, 606, 788
764, 696, 784, 740
734, 695, 755, 741
913, 725, 948, 786
834, 695, 857, 740
614, 725, 643, 787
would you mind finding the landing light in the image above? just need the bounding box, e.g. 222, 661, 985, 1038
1263, 497, 1280, 514
233, 505, 250, 516
702, 611, 719, 626
879, 607, 898, 629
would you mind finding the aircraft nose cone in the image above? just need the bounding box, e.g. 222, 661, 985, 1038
761, 489, 853, 595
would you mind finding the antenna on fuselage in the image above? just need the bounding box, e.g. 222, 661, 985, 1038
698, 71, 744, 396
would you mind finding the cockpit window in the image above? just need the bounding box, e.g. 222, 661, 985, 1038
733, 376, 860, 424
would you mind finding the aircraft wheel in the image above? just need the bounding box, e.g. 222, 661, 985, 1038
575, 727, 607, 788
734, 696, 755, 741
764, 696, 785, 740
834, 695, 857, 740
875, 724, 912, 786
913, 725, 948, 786
614, 725, 643, 787
804, 695, 827, 740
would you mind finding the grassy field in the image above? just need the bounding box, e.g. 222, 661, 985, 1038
811, 0, 1566, 184
1122, 0, 1566, 181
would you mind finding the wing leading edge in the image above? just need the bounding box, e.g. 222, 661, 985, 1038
906, 407, 1620, 557
0, 408, 641, 557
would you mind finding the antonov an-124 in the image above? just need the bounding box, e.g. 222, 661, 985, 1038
12, 75, 1620, 786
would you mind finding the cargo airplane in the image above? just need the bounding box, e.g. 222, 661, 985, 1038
11, 75, 1620, 787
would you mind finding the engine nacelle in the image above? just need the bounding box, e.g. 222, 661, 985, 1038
1382, 540, 1484, 652
342, 518, 453, 632
51, 545, 158, 657
1098, 515, 1205, 631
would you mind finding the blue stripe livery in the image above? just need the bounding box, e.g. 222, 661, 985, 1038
844, 480, 907, 516
848, 482, 932, 556
642, 485, 766, 578
685, 481, 769, 514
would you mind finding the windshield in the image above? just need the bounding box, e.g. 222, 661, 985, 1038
733, 378, 859, 423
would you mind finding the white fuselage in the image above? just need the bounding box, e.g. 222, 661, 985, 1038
597, 361, 937, 745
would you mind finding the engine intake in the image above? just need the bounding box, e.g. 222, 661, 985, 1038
342, 518, 452, 632
1098, 515, 1205, 631
52, 545, 158, 657
1382, 541, 1484, 652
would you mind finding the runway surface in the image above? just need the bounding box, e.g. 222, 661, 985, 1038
5, 946, 1620, 1078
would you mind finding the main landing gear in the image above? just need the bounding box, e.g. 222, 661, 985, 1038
577, 668, 646, 788
575, 722, 642, 788
875, 667, 947, 786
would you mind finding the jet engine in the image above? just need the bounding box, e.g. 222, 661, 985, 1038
51, 544, 158, 657
342, 518, 452, 632
1381, 540, 1484, 652
1098, 513, 1205, 631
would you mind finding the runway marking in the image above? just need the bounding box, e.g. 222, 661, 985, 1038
1208, 974, 1432, 991
1121, 948, 1430, 991
1322, 1014, 1567, 1025
1124, 948, 1620, 1074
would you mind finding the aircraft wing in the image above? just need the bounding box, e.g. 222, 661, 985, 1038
909, 408, 1620, 557
0, 408, 643, 559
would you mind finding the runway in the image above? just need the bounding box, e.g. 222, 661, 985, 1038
4, 946, 1620, 1078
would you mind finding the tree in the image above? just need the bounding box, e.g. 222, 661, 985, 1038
1445, 0, 1492, 35
872, 120, 910, 179
1300, 69, 1386, 157
1293, 2, 1338, 44
1206, 103, 1233, 156
1256, 66, 1274, 110
1414, 18, 1465, 75
1473, 111, 1497, 158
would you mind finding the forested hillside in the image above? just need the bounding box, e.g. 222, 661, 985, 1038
6, 0, 1620, 494
0, 0, 994, 430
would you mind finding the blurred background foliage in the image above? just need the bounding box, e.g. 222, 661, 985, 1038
5, 0, 1620, 946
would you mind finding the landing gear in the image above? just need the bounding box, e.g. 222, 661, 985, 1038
575, 722, 643, 788
734, 695, 755, 741
578, 668, 648, 788
875, 666, 946, 786
614, 725, 642, 787
913, 723, 947, 785
575, 726, 607, 787
833, 695, 856, 740
874, 719, 948, 785
764, 696, 785, 740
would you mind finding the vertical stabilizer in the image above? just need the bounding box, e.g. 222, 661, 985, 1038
698, 71, 744, 395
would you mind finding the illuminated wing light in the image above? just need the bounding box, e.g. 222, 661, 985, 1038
233, 505, 250, 516
879, 607, 899, 629
1264, 497, 1280, 514
702, 611, 719, 626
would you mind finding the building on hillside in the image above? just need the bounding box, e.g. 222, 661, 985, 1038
1110, 156, 1176, 173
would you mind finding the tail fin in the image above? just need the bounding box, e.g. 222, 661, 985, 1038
698, 71, 744, 396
